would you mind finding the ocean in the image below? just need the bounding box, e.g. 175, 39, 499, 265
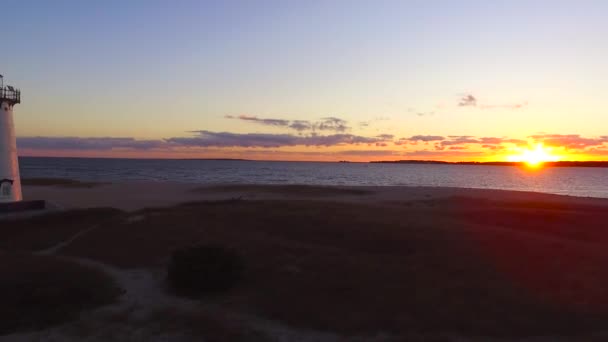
19, 157, 608, 198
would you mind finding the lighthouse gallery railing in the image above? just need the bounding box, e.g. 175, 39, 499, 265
0, 87, 20, 103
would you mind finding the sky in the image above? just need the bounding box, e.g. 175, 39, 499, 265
3, 0, 608, 161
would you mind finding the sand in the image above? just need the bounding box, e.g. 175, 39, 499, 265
22, 180, 608, 211
3, 180, 608, 341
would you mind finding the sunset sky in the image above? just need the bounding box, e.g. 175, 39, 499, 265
4, 0, 608, 161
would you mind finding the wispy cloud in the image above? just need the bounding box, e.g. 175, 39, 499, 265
435, 136, 530, 150
339, 150, 401, 156
480, 102, 528, 110
478, 137, 526, 148
458, 94, 477, 107
376, 134, 395, 140
457, 94, 527, 110
289, 120, 312, 132
482, 144, 507, 150
479, 137, 503, 144
225, 115, 350, 133
168, 131, 391, 148
313, 117, 349, 132
407, 135, 445, 142
225, 115, 290, 127
432, 136, 478, 150
17, 133, 608, 161
402, 150, 484, 158
17, 137, 166, 150
394, 135, 445, 146
440, 136, 479, 147
530, 134, 608, 149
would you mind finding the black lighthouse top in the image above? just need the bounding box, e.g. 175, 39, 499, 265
0, 75, 20, 105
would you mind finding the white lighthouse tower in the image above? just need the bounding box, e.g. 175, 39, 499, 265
0, 75, 22, 203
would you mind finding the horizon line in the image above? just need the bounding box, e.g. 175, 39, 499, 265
17, 155, 608, 165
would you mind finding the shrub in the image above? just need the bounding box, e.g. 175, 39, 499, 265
167, 244, 244, 296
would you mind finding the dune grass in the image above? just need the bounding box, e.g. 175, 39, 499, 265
51, 198, 608, 338
3, 195, 608, 338
0, 251, 121, 335
0, 207, 124, 251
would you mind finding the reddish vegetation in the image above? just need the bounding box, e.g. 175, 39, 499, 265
47, 198, 608, 337
0, 252, 120, 335
0, 207, 123, 251
443, 197, 608, 313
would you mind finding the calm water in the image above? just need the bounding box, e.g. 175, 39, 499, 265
19, 157, 608, 198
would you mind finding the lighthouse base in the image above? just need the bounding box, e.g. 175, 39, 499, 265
0, 200, 46, 213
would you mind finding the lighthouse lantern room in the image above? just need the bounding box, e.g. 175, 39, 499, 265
0, 74, 22, 203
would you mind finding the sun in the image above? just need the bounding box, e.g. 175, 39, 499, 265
507, 143, 561, 167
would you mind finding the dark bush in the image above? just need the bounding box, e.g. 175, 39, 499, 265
167, 244, 244, 296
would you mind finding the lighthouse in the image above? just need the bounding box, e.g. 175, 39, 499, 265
0, 75, 22, 203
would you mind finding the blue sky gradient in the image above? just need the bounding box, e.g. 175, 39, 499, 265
3, 1, 608, 160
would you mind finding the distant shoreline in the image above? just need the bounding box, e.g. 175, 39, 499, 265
369, 160, 608, 168
18, 156, 608, 167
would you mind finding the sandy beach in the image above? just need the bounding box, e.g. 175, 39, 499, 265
22, 180, 608, 211
3, 180, 608, 341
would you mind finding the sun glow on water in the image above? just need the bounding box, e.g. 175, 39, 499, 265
507, 143, 561, 167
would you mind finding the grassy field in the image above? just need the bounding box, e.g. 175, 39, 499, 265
0, 251, 121, 335
2, 194, 608, 339
0, 207, 123, 251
